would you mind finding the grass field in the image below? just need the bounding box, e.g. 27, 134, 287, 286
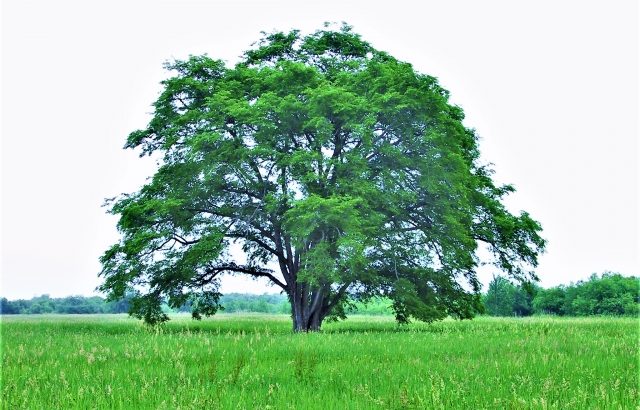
1, 314, 638, 409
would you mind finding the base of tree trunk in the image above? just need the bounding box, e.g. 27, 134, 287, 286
291, 312, 324, 332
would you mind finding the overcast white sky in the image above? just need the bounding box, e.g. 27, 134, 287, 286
1, 0, 638, 299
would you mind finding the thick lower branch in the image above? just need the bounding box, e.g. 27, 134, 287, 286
323, 282, 352, 314
225, 232, 282, 258
205, 263, 287, 290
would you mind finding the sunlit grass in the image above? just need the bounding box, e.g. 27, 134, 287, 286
1, 314, 638, 409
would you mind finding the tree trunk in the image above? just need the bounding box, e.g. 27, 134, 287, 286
291, 291, 306, 332
308, 308, 322, 331
289, 288, 325, 332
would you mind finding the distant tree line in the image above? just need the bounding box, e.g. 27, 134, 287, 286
3, 272, 636, 317
483, 272, 639, 317
176, 293, 291, 315
0, 293, 290, 315
0, 295, 131, 315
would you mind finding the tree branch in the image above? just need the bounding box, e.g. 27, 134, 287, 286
205, 263, 287, 290
225, 232, 282, 258
324, 282, 352, 313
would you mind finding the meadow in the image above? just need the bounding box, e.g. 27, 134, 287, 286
1, 314, 637, 409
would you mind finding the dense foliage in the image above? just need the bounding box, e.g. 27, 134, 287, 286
484, 272, 639, 317
482, 276, 535, 317
100, 25, 545, 331
534, 273, 639, 316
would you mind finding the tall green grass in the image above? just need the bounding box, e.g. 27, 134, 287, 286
1, 314, 637, 409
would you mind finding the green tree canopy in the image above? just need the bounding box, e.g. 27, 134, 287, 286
100, 25, 545, 331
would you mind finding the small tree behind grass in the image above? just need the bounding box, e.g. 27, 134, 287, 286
483, 276, 535, 317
